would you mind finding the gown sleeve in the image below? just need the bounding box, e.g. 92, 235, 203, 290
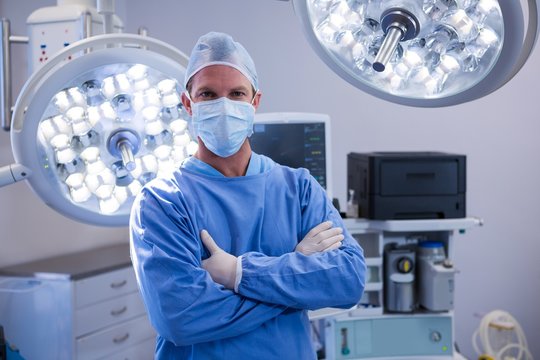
237, 172, 367, 310
130, 183, 287, 347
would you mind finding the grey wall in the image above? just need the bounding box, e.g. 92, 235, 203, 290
1, 0, 539, 358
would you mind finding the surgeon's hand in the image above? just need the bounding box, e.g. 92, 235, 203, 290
200, 230, 238, 290
295, 221, 344, 256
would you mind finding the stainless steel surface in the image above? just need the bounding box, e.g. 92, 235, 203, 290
83, 11, 92, 38
8, 36, 28, 44
373, 8, 420, 72
119, 141, 136, 171
384, 244, 416, 313
1, 19, 28, 132
82, 11, 93, 55
1, 19, 12, 131
373, 26, 404, 72
138, 27, 148, 36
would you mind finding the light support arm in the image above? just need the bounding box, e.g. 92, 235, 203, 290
0, 163, 31, 188
97, 0, 115, 35
0, 19, 10, 131
1, 19, 29, 131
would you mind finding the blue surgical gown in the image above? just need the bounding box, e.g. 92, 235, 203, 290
130, 152, 366, 359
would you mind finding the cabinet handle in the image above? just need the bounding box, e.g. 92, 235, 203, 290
110, 279, 127, 289
113, 332, 130, 344
110, 306, 128, 316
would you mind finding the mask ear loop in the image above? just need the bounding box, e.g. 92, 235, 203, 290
183, 91, 198, 142
251, 90, 259, 105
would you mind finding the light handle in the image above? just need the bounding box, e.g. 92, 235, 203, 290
373, 8, 420, 72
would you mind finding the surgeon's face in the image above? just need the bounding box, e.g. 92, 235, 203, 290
182, 65, 261, 114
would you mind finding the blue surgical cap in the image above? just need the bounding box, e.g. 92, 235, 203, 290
184, 32, 258, 91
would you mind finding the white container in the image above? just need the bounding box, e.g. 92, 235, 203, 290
417, 241, 456, 311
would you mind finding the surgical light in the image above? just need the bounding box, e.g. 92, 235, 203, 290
291, 0, 539, 106
1, 34, 197, 226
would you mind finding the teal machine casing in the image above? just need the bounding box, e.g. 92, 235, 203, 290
324, 314, 453, 360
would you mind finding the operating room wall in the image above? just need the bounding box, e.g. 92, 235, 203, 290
1, 0, 539, 358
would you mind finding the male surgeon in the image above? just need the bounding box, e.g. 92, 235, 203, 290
130, 31, 366, 359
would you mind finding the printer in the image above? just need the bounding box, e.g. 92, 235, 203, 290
347, 152, 466, 220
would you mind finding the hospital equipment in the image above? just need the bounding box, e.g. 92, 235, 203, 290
25, 0, 123, 75
473, 310, 533, 360
347, 152, 466, 220
416, 240, 456, 312
1, 0, 123, 132
384, 243, 416, 313
290, 0, 540, 107
317, 216, 482, 360
0, 244, 154, 360
0, 0, 196, 226
251, 112, 332, 198
325, 313, 454, 360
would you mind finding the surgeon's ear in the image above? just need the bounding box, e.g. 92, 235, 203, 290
181, 92, 193, 116
252, 91, 262, 111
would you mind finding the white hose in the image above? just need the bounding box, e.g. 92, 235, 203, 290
472, 310, 533, 360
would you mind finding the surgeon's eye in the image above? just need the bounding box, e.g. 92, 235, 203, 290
230, 91, 248, 100
198, 91, 216, 100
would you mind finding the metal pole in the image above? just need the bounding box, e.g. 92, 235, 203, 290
373, 25, 405, 72
138, 27, 148, 50
138, 27, 148, 37
82, 11, 93, 54
1, 19, 12, 131
372, 8, 420, 73
118, 141, 135, 171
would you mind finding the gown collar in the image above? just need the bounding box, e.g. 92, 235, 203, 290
181, 151, 270, 177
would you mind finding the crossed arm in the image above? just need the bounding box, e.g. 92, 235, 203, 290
201, 221, 345, 290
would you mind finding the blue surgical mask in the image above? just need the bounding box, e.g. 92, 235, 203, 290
190, 97, 255, 158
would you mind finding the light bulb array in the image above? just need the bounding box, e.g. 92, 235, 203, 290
306, 0, 504, 98
37, 63, 196, 215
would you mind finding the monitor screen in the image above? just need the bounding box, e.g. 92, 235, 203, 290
250, 113, 332, 198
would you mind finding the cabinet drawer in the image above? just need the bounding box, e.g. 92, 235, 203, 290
75, 267, 138, 308
76, 315, 155, 360
98, 337, 156, 360
75, 291, 147, 337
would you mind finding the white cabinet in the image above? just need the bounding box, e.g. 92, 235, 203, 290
0, 244, 155, 360
320, 217, 481, 360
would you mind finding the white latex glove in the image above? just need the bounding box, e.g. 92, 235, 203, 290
201, 230, 238, 290
295, 221, 344, 256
